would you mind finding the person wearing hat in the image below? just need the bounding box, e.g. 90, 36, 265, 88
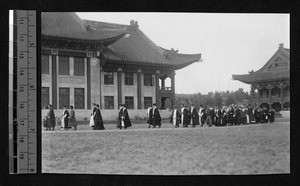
94, 104, 105, 130
47, 104, 56, 130
170, 105, 181, 128
152, 103, 162, 128
198, 104, 205, 127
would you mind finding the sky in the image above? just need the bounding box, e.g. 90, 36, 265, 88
10, 11, 290, 94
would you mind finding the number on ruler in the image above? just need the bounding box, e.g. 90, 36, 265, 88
19, 35, 24, 42
19, 52, 24, 59
20, 136, 24, 143
20, 120, 24, 126
20, 69, 24, 76
20, 153, 24, 159
29, 84, 34, 89
30, 169, 34, 172
19, 86, 24, 92
20, 103, 24, 109
19, 19, 24, 24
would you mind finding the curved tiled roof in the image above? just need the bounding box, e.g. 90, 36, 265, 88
232, 46, 290, 84
83, 19, 202, 69
41, 12, 126, 43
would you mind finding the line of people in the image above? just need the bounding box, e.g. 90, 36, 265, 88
42, 104, 77, 131
169, 104, 276, 128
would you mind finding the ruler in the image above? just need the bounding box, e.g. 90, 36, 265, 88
12, 10, 37, 174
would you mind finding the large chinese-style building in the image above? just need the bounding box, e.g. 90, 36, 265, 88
232, 43, 290, 113
41, 12, 202, 120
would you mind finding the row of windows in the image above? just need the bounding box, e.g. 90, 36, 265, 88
42, 55, 155, 87
104, 96, 153, 109
42, 87, 85, 109
42, 55, 85, 76
42, 87, 153, 110
104, 72, 154, 86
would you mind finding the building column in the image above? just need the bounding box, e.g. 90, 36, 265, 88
171, 71, 176, 109
280, 83, 284, 111
51, 53, 57, 109
86, 57, 91, 109
137, 69, 142, 109
161, 77, 165, 90
117, 67, 122, 105
268, 84, 272, 110
155, 70, 160, 108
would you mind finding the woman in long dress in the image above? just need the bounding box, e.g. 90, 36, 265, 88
94, 104, 105, 130
61, 105, 69, 130
47, 104, 56, 130
122, 104, 132, 129
68, 105, 77, 130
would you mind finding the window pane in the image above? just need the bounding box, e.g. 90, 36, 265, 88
74, 57, 84, 76
105, 96, 114, 109
59, 88, 69, 109
144, 73, 153, 86
59, 56, 69, 75
104, 72, 114, 85
125, 73, 134, 85
125, 96, 134, 109
41, 87, 49, 108
144, 97, 152, 109
42, 55, 49, 74
74, 88, 84, 109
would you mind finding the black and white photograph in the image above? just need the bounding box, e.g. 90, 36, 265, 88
9, 11, 290, 175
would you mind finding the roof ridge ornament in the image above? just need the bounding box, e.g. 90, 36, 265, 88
129, 20, 139, 29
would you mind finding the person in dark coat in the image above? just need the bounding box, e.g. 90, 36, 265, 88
240, 106, 247, 125
170, 105, 181, 128
147, 105, 153, 128
262, 107, 269, 123
247, 105, 254, 124
227, 105, 234, 126
214, 106, 222, 126
206, 105, 213, 127
117, 104, 123, 129
43, 105, 49, 130
47, 104, 56, 130
94, 104, 105, 130
122, 104, 132, 129
181, 105, 190, 127
189, 104, 199, 127
234, 106, 241, 125
221, 106, 227, 126
268, 108, 276, 123
152, 103, 162, 128
68, 105, 77, 130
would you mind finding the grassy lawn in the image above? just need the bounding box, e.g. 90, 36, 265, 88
42, 120, 290, 175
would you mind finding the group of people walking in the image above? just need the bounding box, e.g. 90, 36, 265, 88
170, 104, 276, 128
42, 104, 77, 130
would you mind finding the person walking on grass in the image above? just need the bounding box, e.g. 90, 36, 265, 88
121, 104, 132, 129
152, 103, 162, 128
47, 104, 56, 130
181, 105, 190, 128
43, 105, 49, 130
198, 105, 205, 127
68, 105, 77, 130
94, 104, 105, 130
147, 105, 153, 128
170, 105, 181, 128
61, 105, 69, 130
190, 104, 199, 127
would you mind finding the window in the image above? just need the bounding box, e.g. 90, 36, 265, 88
144, 73, 154, 86
125, 96, 134, 109
59, 88, 70, 109
144, 97, 152, 109
41, 87, 49, 108
104, 96, 114, 109
42, 55, 49, 74
104, 72, 114, 85
74, 57, 84, 76
59, 56, 69, 75
125, 73, 134, 85
74, 88, 85, 109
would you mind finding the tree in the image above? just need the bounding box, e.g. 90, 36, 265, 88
214, 91, 222, 107
226, 95, 236, 105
